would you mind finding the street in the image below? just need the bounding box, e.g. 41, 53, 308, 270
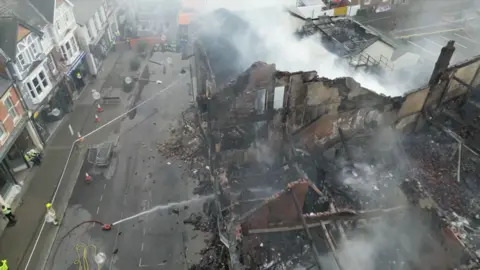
47, 52, 208, 269
358, 9, 480, 63
395, 27, 480, 62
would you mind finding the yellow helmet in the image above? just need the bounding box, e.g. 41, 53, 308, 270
46, 203, 52, 209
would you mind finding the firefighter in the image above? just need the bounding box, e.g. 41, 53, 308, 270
0, 259, 7, 270
1, 205, 15, 223
24, 149, 42, 166
75, 71, 85, 88
45, 203, 59, 226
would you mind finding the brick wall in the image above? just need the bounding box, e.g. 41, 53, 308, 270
0, 86, 26, 147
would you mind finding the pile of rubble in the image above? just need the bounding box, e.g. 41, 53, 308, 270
188, 234, 230, 270
157, 107, 207, 166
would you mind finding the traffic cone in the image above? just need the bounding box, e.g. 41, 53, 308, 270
95, 114, 100, 123
85, 173, 92, 183
97, 103, 104, 113
77, 132, 84, 142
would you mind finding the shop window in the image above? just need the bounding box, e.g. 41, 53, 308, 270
4, 97, 18, 121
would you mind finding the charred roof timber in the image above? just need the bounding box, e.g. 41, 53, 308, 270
190, 12, 480, 270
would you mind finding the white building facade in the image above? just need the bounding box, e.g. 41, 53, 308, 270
72, 0, 119, 75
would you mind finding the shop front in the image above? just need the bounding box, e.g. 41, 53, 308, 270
0, 116, 43, 205
66, 52, 90, 97
90, 29, 115, 72
31, 81, 74, 142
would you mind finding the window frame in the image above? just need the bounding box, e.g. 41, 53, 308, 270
0, 123, 7, 140
94, 12, 102, 30
26, 68, 51, 101
16, 43, 31, 70
61, 36, 79, 61
4, 97, 19, 122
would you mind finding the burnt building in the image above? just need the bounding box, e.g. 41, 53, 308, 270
190, 9, 480, 270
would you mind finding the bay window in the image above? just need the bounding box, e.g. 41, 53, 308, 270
61, 37, 79, 63
26, 69, 51, 102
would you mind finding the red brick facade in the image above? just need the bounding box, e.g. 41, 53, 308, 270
0, 86, 26, 147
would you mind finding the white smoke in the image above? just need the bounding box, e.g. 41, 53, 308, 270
200, 0, 406, 96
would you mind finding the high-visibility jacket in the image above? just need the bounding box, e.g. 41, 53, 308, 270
24, 149, 38, 162
0, 259, 8, 270
1, 207, 11, 215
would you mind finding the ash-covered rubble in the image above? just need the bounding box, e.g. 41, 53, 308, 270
184, 15, 480, 268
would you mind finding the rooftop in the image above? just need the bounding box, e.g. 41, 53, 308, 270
70, 0, 103, 24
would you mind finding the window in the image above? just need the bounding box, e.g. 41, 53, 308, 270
88, 19, 97, 40
16, 35, 42, 71
99, 6, 107, 23
63, 10, 69, 23
0, 124, 6, 139
55, 4, 71, 34
61, 37, 79, 61
26, 69, 51, 101
4, 97, 18, 120
29, 37, 40, 57
94, 12, 102, 30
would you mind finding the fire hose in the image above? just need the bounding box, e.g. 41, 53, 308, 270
49, 220, 112, 270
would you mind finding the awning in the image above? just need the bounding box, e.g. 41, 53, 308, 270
66, 51, 86, 76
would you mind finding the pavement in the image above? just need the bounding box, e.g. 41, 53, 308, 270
0, 43, 141, 269
46, 51, 209, 269
356, 6, 480, 64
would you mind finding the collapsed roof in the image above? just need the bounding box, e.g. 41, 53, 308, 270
191, 20, 480, 268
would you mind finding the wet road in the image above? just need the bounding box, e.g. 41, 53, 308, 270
49, 51, 206, 270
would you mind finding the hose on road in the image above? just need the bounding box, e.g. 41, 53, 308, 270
74, 243, 98, 270
50, 220, 105, 270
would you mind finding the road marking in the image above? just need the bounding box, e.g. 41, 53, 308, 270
439, 35, 468, 48
141, 242, 144, 252
423, 37, 443, 47
68, 124, 74, 136
359, 16, 392, 24
395, 28, 463, 39
407, 40, 437, 56
139, 258, 143, 267
104, 183, 107, 190
454, 32, 479, 44
96, 206, 100, 215
393, 21, 462, 33
100, 195, 103, 202
143, 228, 146, 236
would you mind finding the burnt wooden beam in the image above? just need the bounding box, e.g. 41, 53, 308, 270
291, 188, 326, 270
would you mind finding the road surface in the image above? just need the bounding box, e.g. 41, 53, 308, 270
47, 51, 208, 270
